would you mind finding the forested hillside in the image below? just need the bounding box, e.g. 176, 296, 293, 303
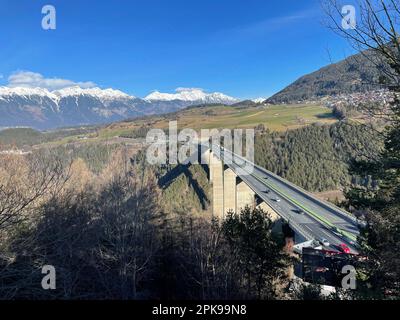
267, 49, 386, 104
0, 142, 290, 299
255, 121, 383, 192
0, 127, 97, 149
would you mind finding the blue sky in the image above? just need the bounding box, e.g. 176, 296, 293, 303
0, 0, 355, 99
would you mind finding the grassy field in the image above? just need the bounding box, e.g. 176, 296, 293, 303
99, 103, 337, 136
188, 104, 336, 131
1, 103, 338, 149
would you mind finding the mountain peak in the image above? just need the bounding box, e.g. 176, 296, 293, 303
54, 86, 135, 100
252, 97, 267, 104
0, 86, 53, 97
0, 86, 135, 102
145, 88, 239, 104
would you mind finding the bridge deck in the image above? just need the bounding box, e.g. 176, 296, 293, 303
210, 145, 360, 254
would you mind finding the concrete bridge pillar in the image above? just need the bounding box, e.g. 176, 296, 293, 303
224, 167, 237, 215
209, 150, 214, 183
210, 152, 224, 218
236, 179, 255, 212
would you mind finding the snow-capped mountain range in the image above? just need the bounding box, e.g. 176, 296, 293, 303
252, 97, 267, 104
0, 86, 239, 130
145, 88, 238, 104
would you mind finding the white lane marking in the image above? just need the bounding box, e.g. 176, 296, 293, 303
304, 225, 314, 233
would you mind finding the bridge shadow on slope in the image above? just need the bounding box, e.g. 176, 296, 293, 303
158, 163, 209, 210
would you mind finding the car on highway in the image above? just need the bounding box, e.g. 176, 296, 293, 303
275, 198, 281, 202
294, 209, 305, 215
319, 238, 330, 247
338, 243, 351, 254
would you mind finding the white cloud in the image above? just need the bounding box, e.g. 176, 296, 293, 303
7, 71, 96, 91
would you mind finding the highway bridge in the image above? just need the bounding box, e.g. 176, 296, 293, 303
201, 144, 361, 254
